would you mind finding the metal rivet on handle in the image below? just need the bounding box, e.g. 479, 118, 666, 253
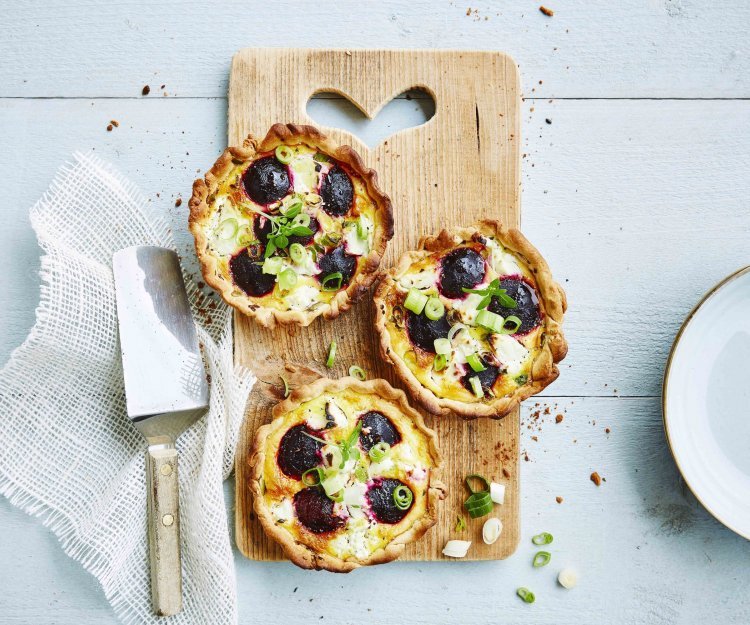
160, 464, 173, 476
162, 514, 174, 527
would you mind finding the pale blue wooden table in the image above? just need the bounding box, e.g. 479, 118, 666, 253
1, 2, 749, 623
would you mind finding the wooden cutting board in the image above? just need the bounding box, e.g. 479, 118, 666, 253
232, 48, 521, 561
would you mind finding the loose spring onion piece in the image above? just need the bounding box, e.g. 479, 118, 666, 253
466, 353, 487, 373
404, 289, 428, 315
533, 551, 552, 568
476, 308, 505, 334
393, 485, 413, 510
278, 268, 298, 291
447, 323, 468, 343
368, 441, 391, 463
531, 532, 554, 546
280, 375, 291, 398
469, 376, 484, 398
500, 315, 522, 335
217, 218, 239, 240
325, 341, 337, 368
490, 482, 506, 505
348, 365, 366, 381
354, 466, 368, 482
275, 145, 294, 164
289, 242, 305, 264
433, 353, 448, 372
424, 296, 445, 320
464, 491, 493, 518
455, 515, 467, 532
442, 540, 472, 558
301, 467, 323, 486
434, 338, 451, 355
321, 272, 343, 291
516, 588, 535, 604
558, 568, 578, 589
465, 473, 490, 494
482, 518, 503, 545
262, 257, 284, 275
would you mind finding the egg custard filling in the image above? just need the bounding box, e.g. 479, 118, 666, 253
189, 123, 392, 327
374, 221, 567, 419
250, 377, 443, 572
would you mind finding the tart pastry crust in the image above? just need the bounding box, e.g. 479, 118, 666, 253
374, 220, 567, 419
189, 123, 393, 328
249, 376, 445, 572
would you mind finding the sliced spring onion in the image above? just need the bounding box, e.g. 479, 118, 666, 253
531, 532, 554, 546
393, 484, 413, 510
433, 353, 448, 372
434, 338, 451, 355
482, 517, 503, 545
216, 218, 238, 240
330, 489, 345, 503
476, 308, 505, 333
322, 445, 344, 470
280, 375, 290, 398
236, 225, 255, 246
533, 551, 551, 568
404, 289, 428, 314
447, 323, 468, 343
442, 540, 472, 558
368, 441, 391, 463
348, 365, 366, 381
466, 353, 487, 373
558, 568, 578, 589
262, 257, 284, 275
278, 268, 297, 291
292, 213, 311, 228
500, 315, 522, 335
465, 473, 490, 494
424, 296, 445, 320
321, 472, 347, 498
356, 218, 367, 239
516, 587, 535, 604
289, 242, 305, 264
275, 145, 294, 164
321, 272, 343, 291
354, 466, 368, 482
455, 515, 467, 532
301, 467, 323, 486
325, 340, 337, 368
490, 482, 506, 504
469, 376, 484, 398
464, 491, 493, 518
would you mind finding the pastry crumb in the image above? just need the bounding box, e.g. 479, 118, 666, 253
539, 5, 554, 16
555, 414, 563, 423
106, 124, 113, 132
142, 85, 150, 96
590, 471, 602, 486
175, 197, 183, 207
110, 119, 119, 127
556, 496, 563, 504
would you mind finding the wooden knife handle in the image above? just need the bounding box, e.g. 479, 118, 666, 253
145, 446, 182, 616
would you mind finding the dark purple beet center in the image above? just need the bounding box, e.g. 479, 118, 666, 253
406, 310, 451, 353
293, 486, 345, 534
438, 247, 486, 299
277, 424, 324, 479
229, 248, 276, 297
488, 278, 541, 334
242, 156, 290, 205
320, 165, 354, 217
367, 478, 412, 524
317, 245, 357, 288
359, 411, 401, 452
461, 357, 500, 394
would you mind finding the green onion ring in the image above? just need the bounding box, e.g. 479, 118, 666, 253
217, 218, 238, 240
465, 473, 490, 494
447, 323, 468, 343
393, 485, 413, 510
501, 315, 522, 335
325, 340, 337, 368
433, 353, 448, 372
532, 551, 551, 567
292, 213, 311, 228
531, 532, 554, 545
368, 441, 391, 463
516, 588, 535, 604
275, 145, 294, 164
466, 353, 487, 373
289, 242, 305, 264
348, 365, 366, 381
354, 466, 368, 482
464, 492, 493, 518
321, 272, 343, 291
424, 296, 445, 320
301, 467, 323, 486
278, 268, 297, 291
404, 289, 428, 315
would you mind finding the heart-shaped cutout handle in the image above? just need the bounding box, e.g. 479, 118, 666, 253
306, 88, 435, 149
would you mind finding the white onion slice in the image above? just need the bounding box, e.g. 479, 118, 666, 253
482, 518, 503, 544
442, 540, 472, 558
558, 568, 578, 589
490, 482, 506, 505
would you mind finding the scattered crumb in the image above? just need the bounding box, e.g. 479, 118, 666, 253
142, 85, 150, 96
466, 7, 471, 15
590, 472, 602, 486
539, 5, 554, 16
175, 197, 183, 207
556, 496, 563, 504
502, 467, 511, 479
555, 414, 563, 423
531, 435, 538, 442
106, 124, 113, 132
160, 84, 166, 89
110, 119, 119, 127
605, 427, 611, 434
545, 118, 552, 124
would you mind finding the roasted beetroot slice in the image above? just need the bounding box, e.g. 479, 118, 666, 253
359, 411, 401, 452
367, 479, 412, 524
488, 278, 541, 334
320, 165, 354, 216
253, 214, 274, 244
242, 156, 290, 205
317, 245, 357, 287
277, 424, 324, 479
288, 216, 319, 246
293, 486, 345, 534
438, 247, 487, 298
461, 358, 500, 394
229, 248, 276, 297
406, 310, 451, 353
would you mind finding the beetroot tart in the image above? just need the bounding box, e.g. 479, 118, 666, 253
249, 377, 444, 572
374, 220, 567, 419
189, 123, 393, 327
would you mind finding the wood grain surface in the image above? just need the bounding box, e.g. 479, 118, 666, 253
231, 48, 522, 561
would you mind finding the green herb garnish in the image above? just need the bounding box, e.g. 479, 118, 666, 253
462, 278, 517, 310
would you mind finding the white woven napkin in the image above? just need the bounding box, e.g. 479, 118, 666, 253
0, 153, 255, 625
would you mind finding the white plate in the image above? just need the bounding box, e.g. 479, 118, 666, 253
663, 266, 750, 540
